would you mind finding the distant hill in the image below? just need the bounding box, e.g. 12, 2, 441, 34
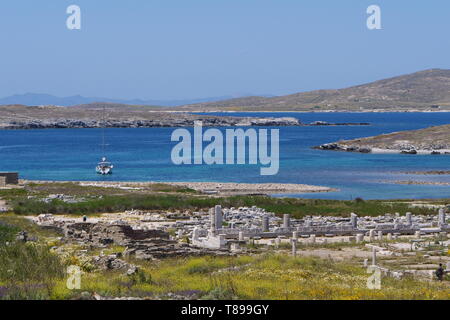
178, 69, 450, 111
0, 93, 253, 107
3, 69, 449, 111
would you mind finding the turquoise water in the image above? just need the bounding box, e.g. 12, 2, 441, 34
1, 112, 450, 200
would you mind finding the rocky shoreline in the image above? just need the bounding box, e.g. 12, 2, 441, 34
315, 143, 450, 155
30, 180, 336, 195
306, 121, 370, 126
314, 124, 450, 155
0, 105, 307, 129
386, 180, 450, 186
314, 143, 372, 154
0, 117, 303, 129
0, 105, 372, 130
163, 181, 336, 195
399, 171, 450, 175
0, 117, 371, 130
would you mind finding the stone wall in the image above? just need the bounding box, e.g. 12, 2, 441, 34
65, 223, 169, 246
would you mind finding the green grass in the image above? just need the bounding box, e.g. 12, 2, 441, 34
51, 254, 449, 300
0, 222, 19, 243
0, 188, 27, 199
8, 193, 440, 218
149, 183, 197, 194
23, 182, 197, 196
0, 218, 66, 300
0, 215, 62, 238
0, 242, 66, 300
1, 182, 445, 217
0, 215, 448, 300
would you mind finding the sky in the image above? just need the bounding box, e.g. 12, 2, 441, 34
0, 0, 449, 100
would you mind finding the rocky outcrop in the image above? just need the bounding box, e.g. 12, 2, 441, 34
4, 118, 374, 129
92, 254, 137, 273
65, 222, 169, 246
1, 117, 303, 129
0, 104, 304, 129
314, 143, 371, 153
0, 104, 375, 130
308, 121, 370, 126
314, 124, 450, 155
63, 222, 229, 260
123, 240, 229, 260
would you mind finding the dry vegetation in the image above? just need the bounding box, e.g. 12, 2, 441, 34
336, 124, 450, 150
176, 69, 450, 111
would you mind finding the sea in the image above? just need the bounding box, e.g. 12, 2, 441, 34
1, 112, 450, 200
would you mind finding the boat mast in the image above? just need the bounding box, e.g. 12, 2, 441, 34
102, 105, 105, 157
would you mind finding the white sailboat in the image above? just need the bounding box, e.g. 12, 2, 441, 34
96, 107, 114, 175
96, 157, 114, 175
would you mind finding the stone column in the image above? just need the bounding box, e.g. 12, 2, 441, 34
192, 227, 200, 241
406, 212, 412, 225
275, 237, 281, 249
350, 213, 358, 229
372, 247, 377, 266
369, 229, 375, 242
215, 205, 223, 230
291, 238, 297, 257
283, 214, 291, 229
219, 234, 226, 248
377, 231, 383, 241
387, 233, 392, 241
356, 233, 364, 243
230, 243, 240, 252
292, 231, 298, 241
238, 231, 244, 241
262, 216, 269, 232
209, 209, 216, 236
310, 234, 316, 244
438, 208, 446, 226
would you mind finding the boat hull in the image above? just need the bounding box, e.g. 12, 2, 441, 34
96, 166, 113, 175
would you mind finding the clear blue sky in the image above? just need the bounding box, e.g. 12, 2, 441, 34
0, 0, 449, 100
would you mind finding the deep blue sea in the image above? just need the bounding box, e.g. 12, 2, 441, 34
1, 112, 450, 200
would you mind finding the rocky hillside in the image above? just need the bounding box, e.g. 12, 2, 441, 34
316, 124, 450, 154
178, 69, 450, 111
